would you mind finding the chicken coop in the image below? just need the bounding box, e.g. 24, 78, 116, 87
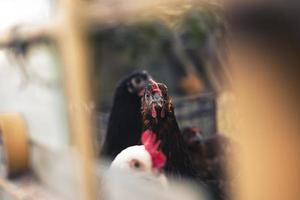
2, 0, 300, 200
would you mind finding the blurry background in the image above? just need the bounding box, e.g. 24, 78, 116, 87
0, 1, 226, 200
1, 0, 300, 200
89, 3, 225, 138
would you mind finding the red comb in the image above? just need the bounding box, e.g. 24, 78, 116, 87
149, 79, 162, 95
141, 130, 166, 170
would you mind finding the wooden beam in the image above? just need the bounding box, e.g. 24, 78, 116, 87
56, 0, 97, 200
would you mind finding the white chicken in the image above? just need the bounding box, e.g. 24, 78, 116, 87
110, 130, 168, 186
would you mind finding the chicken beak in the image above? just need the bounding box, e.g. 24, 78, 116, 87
152, 92, 164, 107
144, 82, 164, 108
144, 91, 164, 107
143, 80, 164, 118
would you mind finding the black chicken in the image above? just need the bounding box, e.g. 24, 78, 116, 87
141, 79, 199, 180
182, 127, 229, 200
102, 70, 151, 159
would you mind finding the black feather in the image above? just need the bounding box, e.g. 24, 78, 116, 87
182, 127, 230, 200
102, 71, 151, 159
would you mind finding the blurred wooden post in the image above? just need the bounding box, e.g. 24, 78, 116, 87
224, 41, 300, 200
56, 0, 97, 200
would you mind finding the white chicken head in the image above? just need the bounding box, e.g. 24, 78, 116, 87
110, 145, 153, 173
110, 130, 166, 175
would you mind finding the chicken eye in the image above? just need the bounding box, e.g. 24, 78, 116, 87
132, 77, 143, 88
135, 77, 141, 84
129, 159, 144, 170
133, 161, 141, 169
